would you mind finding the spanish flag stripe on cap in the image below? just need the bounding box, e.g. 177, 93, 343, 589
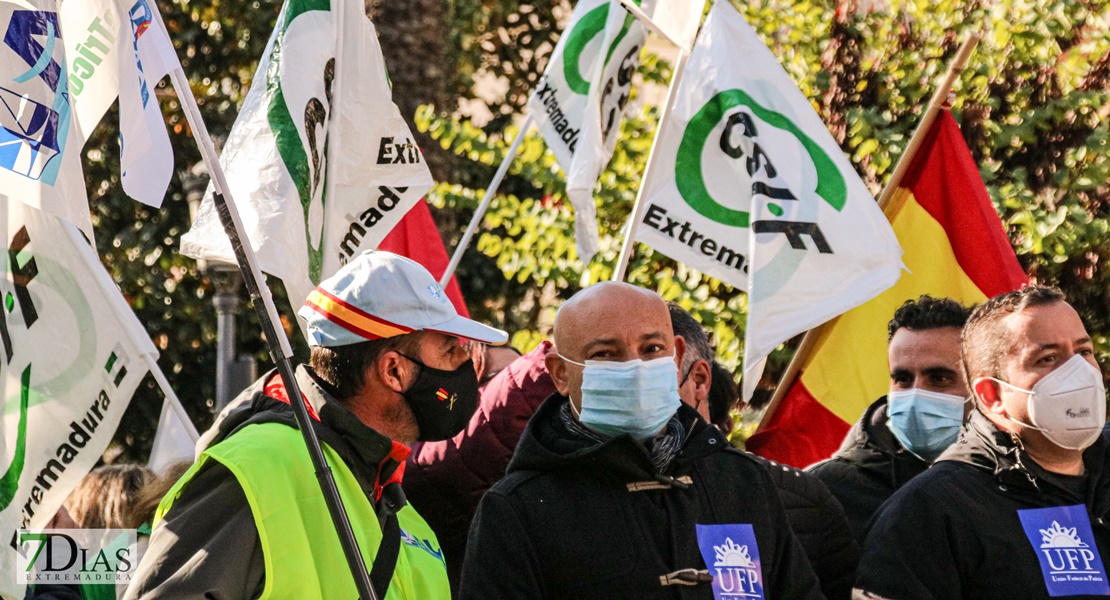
304, 289, 413, 340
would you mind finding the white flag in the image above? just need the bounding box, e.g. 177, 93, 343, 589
639, 0, 704, 51
180, 0, 434, 312
527, 0, 646, 263
61, 0, 176, 207
0, 3, 93, 239
632, 1, 902, 394
0, 200, 158, 599
147, 395, 198, 474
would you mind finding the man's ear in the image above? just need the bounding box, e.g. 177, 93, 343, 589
674, 336, 687, 373
973, 377, 1004, 414
545, 348, 571, 396
691, 358, 712, 400
377, 350, 409, 394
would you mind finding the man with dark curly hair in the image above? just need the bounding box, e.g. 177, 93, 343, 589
809, 295, 973, 543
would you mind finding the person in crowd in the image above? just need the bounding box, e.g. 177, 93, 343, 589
809, 295, 972, 542
669, 303, 858, 600
126, 251, 507, 600
465, 339, 522, 387
66, 464, 154, 530
460, 282, 822, 599
63, 464, 154, 600
854, 285, 1110, 599
405, 341, 556, 594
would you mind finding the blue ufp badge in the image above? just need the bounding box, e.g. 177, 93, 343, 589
1018, 505, 1110, 597
696, 524, 764, 600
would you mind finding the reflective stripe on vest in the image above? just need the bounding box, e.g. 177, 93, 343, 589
156, 423, 449, 599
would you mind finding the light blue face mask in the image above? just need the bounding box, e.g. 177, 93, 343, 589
886, 388, 967, 462
560, 354, 682, 441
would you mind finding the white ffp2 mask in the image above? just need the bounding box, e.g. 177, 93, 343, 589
978, 354, 1107, 451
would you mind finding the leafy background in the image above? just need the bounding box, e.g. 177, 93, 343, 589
83, 0, 1110, 459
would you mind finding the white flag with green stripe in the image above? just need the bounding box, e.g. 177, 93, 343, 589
180, 0, 433, 311
0, 200, 156, 598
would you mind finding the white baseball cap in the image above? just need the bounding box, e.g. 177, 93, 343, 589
298, 250, 508, 347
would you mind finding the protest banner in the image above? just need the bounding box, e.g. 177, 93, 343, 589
61, 0, 176, 207
0, 2, 93, 238
630, 1, 903, 396
180, 0, 434, 314
0, 200, 156, 598
746, 108, 1026, 467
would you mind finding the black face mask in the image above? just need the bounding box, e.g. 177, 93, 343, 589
398, 354, 480, 442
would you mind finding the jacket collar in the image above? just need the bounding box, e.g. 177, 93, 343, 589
833, 396, 927, 487
508, 394, 724, 482
939, 409, 1110, 503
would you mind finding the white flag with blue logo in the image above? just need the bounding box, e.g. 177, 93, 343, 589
61, 0, 176, 207
0, 2, 93, 240
631, 1, 902, 397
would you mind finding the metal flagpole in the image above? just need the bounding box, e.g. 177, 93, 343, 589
612, 49, 690, 282
151, 8, 379, 600
754, 32, 982, 435
439, 114, 535, 286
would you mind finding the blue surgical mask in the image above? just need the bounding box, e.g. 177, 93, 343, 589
886, 389, 967, 462
560, 354, 682, 441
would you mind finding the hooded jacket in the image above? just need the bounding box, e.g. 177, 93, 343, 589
459, 394, 824, 600
808, 397, 927, 543
854, 410, 1110, 600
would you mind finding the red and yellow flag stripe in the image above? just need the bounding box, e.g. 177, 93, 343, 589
747, 111, 1027, 468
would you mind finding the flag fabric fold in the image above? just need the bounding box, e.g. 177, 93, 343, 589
527, 0, 646, 263
0, 200, 158, 599
746, 110, 1027, 468
180, 0, 433, 313
61, 0, 176, 207
631, 1, 903, 397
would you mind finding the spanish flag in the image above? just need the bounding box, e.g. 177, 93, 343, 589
745, 111, 1027, 468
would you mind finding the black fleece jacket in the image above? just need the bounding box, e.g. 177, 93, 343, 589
460, 394, 825, 600
807, 397, 927, 544
855, 410, 1110, 600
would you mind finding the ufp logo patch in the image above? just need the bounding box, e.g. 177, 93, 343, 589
1018, 505, 1110, 597
696, 523, 764, 599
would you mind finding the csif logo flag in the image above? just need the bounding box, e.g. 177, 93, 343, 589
180, 0, 433, 316
632, 1, 901, 390
60, 0, 178, 207
0, 200, 157, 600
0, 2, 93, 240
528, 0, 647, 264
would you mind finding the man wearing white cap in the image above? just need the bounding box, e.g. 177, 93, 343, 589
126, 251, 507, 600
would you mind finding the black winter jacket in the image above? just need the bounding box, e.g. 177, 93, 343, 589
807, 397, 927, 543
459, 394, 825, 600
752, 455, 859, 600
854, 410, 1110, 600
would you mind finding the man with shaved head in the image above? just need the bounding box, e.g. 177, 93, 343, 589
460, 282, 822, 599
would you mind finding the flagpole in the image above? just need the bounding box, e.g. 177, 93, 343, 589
439, 114, 535, 287
615, 0, 691, 51
151, 11, 380, 600
612, 49, 689, 282
754, 32, 981, 435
